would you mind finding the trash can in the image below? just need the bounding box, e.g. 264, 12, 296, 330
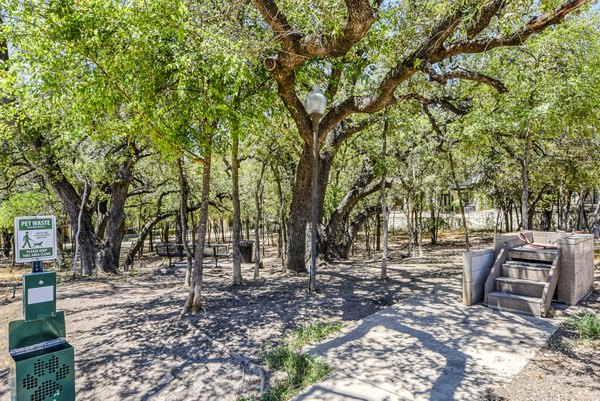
9, 312, 75, 401
239, 240, 254, 263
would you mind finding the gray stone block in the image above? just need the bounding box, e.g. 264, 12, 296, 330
463, 249, 495, 306
494, 232, 530, 256
560, 257, 576, 276
557, 271, 587, 305
487, 291, 541, 316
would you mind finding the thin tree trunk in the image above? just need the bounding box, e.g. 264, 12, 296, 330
380, 118, 389, 280
448, 151, 470, 251
178, 158, 194, 287
521, 129, 531, 231
365, 216, 370, 258
73, 178, 89, 276
375, 212, 381, 252
429, 193, 437, 245
406, 194, 413, 257
418, 191, 423, 257
183, 131, 212, 314
231, 124, 243, 285
254, 162, 267, 279
245, 216, 250, 241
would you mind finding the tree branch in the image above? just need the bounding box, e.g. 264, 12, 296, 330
465, 0, 507, 40
441, 0, 589, 59
250, 0, 301, 53
424, 63, 507, 93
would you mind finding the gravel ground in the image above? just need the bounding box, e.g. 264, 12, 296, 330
0, 234, 476, 401
1, 235, 598, 401
485, 276, 600, 401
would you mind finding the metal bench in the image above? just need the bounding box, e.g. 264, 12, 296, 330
155, 243, 231, 267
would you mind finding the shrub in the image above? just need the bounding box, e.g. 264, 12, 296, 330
564, 313, 600, 341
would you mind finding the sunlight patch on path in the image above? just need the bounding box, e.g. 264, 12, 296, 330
293, 286, 558, 401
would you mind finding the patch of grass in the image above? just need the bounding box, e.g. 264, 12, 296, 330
261, 348, 331, 400
239, 322, 342, 401
287, 322, 344, 349
564, 313, 600, 341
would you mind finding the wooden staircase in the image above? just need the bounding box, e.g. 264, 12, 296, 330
484, 246, 561, 317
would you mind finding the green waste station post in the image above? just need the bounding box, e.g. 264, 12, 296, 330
8, 215, 75, 401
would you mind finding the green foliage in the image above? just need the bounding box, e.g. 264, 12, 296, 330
564, 313, 600, 341
0, 192, 45, 231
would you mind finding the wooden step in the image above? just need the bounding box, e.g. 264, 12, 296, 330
487, 291, 541, 316
502, 263, 550, 282
495, 277, 545, 298
508, 247, 557, 263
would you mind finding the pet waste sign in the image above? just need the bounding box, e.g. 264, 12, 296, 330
14, 216, 57, 263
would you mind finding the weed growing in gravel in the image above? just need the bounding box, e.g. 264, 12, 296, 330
564, 313, 600, 341
287, 322, 344, 348
261, 347, 331, 400
239, 322, 342, 401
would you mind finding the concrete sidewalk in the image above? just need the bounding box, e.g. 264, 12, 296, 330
293, 285, 559, 401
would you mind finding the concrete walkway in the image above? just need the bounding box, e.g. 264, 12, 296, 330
293, 285, 559, 401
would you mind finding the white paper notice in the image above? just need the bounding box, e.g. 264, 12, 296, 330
28, 286, 54, 304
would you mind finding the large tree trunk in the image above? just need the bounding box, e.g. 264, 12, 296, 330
323, 166, 392, 259
231, 124, 243, 285
286, 122, 374, 271
98, 157, 134, 272
336, 205, 383, 260
28, 136, 134, 274
183, 132, 212, 314
285, 144, 312, 272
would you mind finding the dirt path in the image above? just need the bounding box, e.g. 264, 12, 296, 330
486, 277, 600, 401
1, 235, 477, 401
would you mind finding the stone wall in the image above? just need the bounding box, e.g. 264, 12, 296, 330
463, 249, 495, 306
556, 234, 595, 305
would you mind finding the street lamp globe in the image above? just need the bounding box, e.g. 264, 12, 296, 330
305, 85, 327, 116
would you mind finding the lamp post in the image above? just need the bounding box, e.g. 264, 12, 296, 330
305, 85, 327, 292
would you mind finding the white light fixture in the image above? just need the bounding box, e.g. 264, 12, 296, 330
305, 85, 327, 116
